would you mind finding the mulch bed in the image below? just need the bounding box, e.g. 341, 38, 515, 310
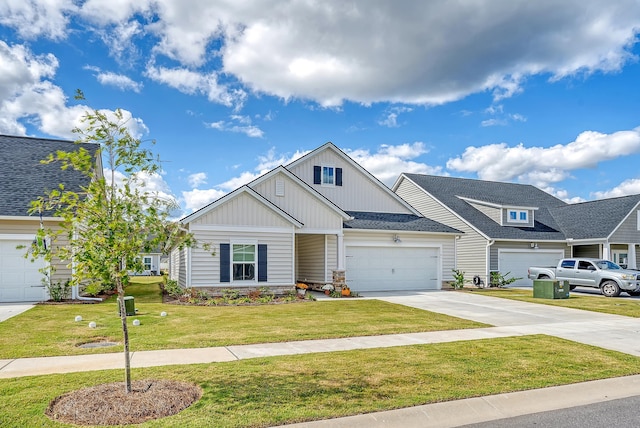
46, 379, 201, 426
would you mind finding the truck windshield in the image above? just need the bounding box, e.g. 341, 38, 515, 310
595, 260, 622, 270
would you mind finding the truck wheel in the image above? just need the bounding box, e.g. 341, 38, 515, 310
601, 281, 621, 297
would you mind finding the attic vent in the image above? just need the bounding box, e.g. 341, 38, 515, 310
275, 179, 285, 196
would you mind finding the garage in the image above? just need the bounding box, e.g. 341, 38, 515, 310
345, 246, 439, 292
498, 250, 564, 287
0, 238, 47, 302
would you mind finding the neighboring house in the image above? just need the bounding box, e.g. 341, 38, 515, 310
131, 252, 162, 276
393, 174, 640, 286
171, 143, 461, 293
0, 135, 100, 302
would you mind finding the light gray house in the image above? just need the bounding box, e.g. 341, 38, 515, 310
171, 143, 461, 293
393, 174, 640, 286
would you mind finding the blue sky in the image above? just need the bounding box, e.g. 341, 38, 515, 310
1, 1, 640, 215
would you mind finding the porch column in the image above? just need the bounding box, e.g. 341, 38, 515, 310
337, 234, 344, 270
628, 244, 637, 269
602, 243, 610, 260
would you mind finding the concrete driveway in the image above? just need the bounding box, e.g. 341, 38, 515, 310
0, 303, 35, 322
366, 290, 640, 357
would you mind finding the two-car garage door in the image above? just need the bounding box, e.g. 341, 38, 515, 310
0, 239, 47, 302
346, 246, 439, 292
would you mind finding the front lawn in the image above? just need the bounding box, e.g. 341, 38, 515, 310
464, 288, 640, 317
0, 281, 487, 359
1, 335, 638, 427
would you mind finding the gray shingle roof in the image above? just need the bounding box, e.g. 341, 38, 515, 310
344, 211, 462, 234
403, 174, 568, 240
550, 194, 640, 240
0, 135, 98, 217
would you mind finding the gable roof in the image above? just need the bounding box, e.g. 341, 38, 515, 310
180, 185, 304, 227
550, 194, 640, 240
287, 142, 421, 216
0, 134, 99, 218
344, 211, 462, 234
398, 174, 568, 240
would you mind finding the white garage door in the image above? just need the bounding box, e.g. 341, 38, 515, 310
346, 246, 439, 292
0, 239, 47, 302
498, 250, 564, 286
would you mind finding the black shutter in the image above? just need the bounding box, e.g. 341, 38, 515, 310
220, 243, 230, 282
336, 167, 343, 186
258, 244, 267, 282
313, 165, 321, 184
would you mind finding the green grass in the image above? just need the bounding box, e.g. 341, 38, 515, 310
1, 335, 638, 427
0, 281, 487, 359
464, 288, 640, 317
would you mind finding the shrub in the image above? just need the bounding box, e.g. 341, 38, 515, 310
489, 271, 522, 288
163, 279, 184, 299
82, 282, 103, 297
451, 269, 466, 289
47, 280, 71, 302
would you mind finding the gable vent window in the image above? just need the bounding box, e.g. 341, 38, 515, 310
275, 179, 285, 196
313, 165, 342, 186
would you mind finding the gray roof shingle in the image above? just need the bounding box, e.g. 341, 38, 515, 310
0, 135, 98, 217
550, 194, 640, 240
344, 211, 462, 234
403, 174, 568, 240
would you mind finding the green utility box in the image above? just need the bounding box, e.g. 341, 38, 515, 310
533, 279, 570, 299
118, 296, 136, 316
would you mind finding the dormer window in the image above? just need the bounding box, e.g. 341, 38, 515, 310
508, 209, 528, 223
313, 165, 343, 186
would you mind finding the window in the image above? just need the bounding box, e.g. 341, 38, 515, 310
578, 261, 595, 271
507, 209, 528, 223
313, 165, 343, 186
232, 244, 255, 281
322, 166, 334, 185
560, 260, 575, 269
143, 256, 152, 271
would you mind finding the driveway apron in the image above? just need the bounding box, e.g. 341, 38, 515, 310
368, 290, 640, 357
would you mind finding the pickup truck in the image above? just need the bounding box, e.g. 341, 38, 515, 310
528, 258, 640, 297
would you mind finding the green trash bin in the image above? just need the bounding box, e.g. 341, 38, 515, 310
118, 296, 135, 316
533, 280, 569, 299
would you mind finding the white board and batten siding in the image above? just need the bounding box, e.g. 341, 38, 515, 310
344, 232, 453, 292
288, 149, 413, 214
395, 177, 488, 279
251, 172, 345, 231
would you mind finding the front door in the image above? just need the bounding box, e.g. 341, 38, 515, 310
612, 250, 629, 267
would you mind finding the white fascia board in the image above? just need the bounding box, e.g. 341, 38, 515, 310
607, 200, 640, 240
250, 165, 352, 220
457, 195, 539, 211
398, 174, 492, 241
0, 215, 63, 221
287, 143, 421, 216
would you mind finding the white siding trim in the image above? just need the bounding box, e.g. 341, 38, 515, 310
0, 234, 36, 240
0, 216, 62, 221
296, 228, 344, 235
187, 246, 192, 287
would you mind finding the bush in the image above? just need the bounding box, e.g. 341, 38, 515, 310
451, 269, 466, 289
47, 280, 71, 302
489, 271, 522, 288
82, 282, 103, 297
163, 279, 184, 299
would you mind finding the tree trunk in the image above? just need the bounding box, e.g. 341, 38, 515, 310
116, 275, 132, 393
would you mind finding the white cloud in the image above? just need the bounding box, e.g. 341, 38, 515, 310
346, 142, 442, 186
378, 106, 413, 128
592, 179, 640, 200
181, 188, 227, 213
446, 127, 640, 190
8, 1, 639, 107
93, 70, 143, 92
188, 172, 207, 188
0, 0, 77, 40
205, 115, 264, 138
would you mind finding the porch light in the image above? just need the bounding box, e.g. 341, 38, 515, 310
393, 234, 401, 243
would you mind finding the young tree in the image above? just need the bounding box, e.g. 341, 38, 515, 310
29, 92, 195, 392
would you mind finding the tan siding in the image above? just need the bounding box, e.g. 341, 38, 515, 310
396, 178, 488, 278
468, 202, 501, 224
190, 229, 294, 287
325, 235, 338, 281
573, 245, 600, 258
610, 210, 640, 243
296, 235, 326, 283
191, 193, 292, 228
288, 148, 412, 213
252, 172, 344, 230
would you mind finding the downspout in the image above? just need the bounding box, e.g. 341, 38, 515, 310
486, 240, 495, 284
